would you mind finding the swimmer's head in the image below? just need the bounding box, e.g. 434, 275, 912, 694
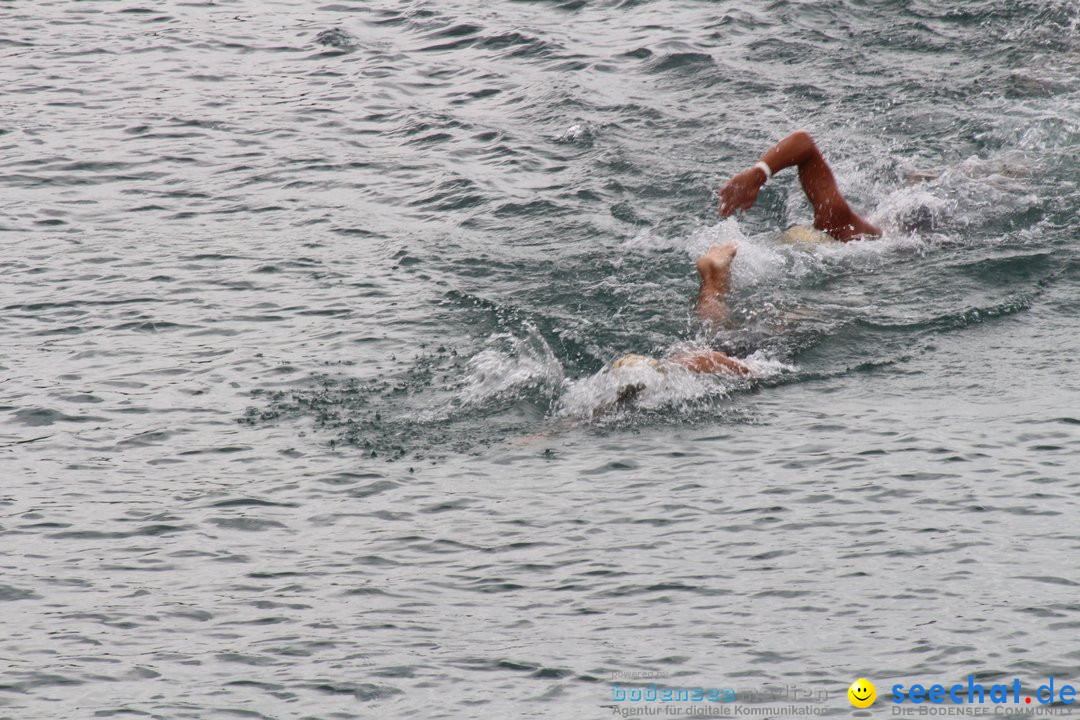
606, 354, 667, 409
608, 354, 665, 373
779, 225, 836, 245
615, 381, 646, 406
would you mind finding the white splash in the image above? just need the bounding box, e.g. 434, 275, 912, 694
555, 122, 597, 144
554, 348, 793, 421
456, 323, 565, 407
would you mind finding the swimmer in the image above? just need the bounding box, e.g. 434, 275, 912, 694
509, 243, 751, 434
717, 130, 881, 242
610, 241, 751, 382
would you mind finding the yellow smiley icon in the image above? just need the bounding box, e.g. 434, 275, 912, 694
848, 678, 876, 708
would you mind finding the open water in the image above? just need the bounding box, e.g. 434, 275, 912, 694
2, 1, 1080, 718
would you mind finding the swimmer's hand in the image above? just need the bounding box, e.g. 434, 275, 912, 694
717, 168, 765, 216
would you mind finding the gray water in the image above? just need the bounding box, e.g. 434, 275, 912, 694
3, 1, 1080, 718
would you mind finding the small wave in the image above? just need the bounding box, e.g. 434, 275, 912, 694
867, 294, 1035, 335
418, 23, 483, 52
427, 23, 482, 39
647, 52, 715, 74
314, 27, 359, 51
478, 31, 551, 58
554, 121, 597, 145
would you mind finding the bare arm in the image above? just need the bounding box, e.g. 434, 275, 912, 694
717, 131, 881, 241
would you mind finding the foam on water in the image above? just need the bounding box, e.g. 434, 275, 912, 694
554, 121, 598, 145
630, 216, 929, 290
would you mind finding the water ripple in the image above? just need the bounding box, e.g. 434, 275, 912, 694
3, 0, 1080, 717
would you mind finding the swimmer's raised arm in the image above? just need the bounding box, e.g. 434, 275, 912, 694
717, 130, 881, 242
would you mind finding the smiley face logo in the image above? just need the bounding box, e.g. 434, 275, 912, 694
848, 678, 876, 708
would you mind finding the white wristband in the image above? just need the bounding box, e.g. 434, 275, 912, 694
753, 160, 773, 182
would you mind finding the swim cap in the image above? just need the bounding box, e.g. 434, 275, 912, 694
779, 225, 835, 245
609, 354, 665, 372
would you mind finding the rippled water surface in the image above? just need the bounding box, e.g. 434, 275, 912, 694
3, 1, 1080, 717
